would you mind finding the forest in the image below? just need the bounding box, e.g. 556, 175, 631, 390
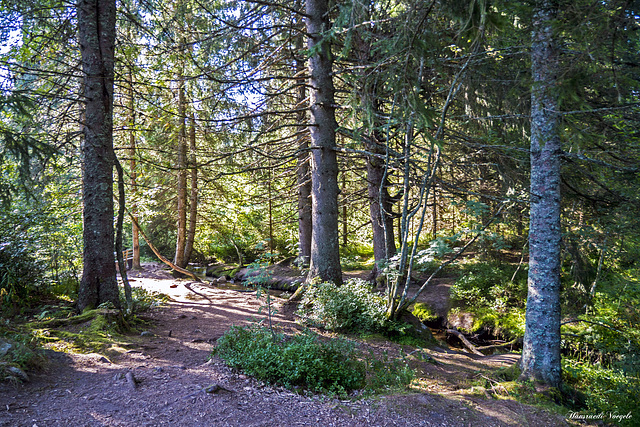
1, 0, 639, 424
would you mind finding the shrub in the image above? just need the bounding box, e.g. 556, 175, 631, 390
296, 279, 389, 333
213, 325, 366, 395
563, 359, 639, 426
214, 325, 414, 396
0, 237, 46, 314
412, 302, 438, 322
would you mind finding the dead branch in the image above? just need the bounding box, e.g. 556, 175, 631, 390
126, 213, 202, 282
446, 329, 484, 356
475, 337, 522, 352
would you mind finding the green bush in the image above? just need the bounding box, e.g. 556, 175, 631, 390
214, 325, 414, 396
213, 325, 366, 395
296, 279, 389, 333
563, 359, 639, 426
0, 235, 47, 313
450, 263, 527, 309
365, 350, 415, 390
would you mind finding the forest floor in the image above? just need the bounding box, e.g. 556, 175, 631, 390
1, 263, 587, 426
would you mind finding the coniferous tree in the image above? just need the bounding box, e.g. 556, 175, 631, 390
77, 0, 120, 311
520, 0, 562, 387
306, 0, 342, 284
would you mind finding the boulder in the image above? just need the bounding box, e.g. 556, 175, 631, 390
398, 310, 436, 345
0, 340, 12, 358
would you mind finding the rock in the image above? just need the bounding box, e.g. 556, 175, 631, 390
0, 340, 12, 357
205, 383, 233, 394
6, 366, 29, 382
140, 331, 153, 337
398, 310, 436, 345
234, 266, 301, 292
447, 311, 475, 332
217, 276, 227, 284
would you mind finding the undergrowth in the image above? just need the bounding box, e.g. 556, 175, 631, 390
296, 279, 408, 336
449, 262, 527, 339
0, 321, 45, 383
213, 324, 414, 397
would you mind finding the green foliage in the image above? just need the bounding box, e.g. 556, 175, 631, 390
412, 303, 438, 322
242, 258, 278, 334
0, 323, 44, 381
213, 325, 366, 396
563, 359, 639, 426
0, 213, 48, 314
561, 270, 640, 377
214, 325, 414, 396
296, 279, 394, 333
449, 262, 527, 338
340, 244, 374, 270
364, 349, 415, 391
0, 155, 83, 314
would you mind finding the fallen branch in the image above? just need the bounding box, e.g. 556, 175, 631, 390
126, 213, 201, 282
446, 329, 484, 356
475, 337, 522, 352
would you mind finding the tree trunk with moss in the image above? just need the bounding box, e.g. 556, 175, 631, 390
77, 0, 120, 311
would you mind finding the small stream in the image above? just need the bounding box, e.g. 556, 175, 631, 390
187, 266, 289, 297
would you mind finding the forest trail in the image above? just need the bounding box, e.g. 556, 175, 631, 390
1, 264, 576, 426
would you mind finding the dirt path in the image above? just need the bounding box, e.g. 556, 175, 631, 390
0, 264, 574, 426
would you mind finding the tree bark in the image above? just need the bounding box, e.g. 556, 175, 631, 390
77, 0, 120, 311
128, 69, 141, 270
183, 113, 198, 264
174, 63, 188, 268
365, 103, 396, 271
295, 7, 312, 267
351, 2, 396, 278
305, 0, 342, 284
520, 0, 562, 388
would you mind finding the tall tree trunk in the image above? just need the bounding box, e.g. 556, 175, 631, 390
77, 0, 120, 311
342, 171, 347, 247
305, 0, 342, 284
174, 65, 188, 268
183, 113, 198, 264
364, 96, 396, 274
520, 0, 562, 388
128, 70, 141, 270
367, 142, 397, 269
295, 7, 312, 267
351, 1, 396, 276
